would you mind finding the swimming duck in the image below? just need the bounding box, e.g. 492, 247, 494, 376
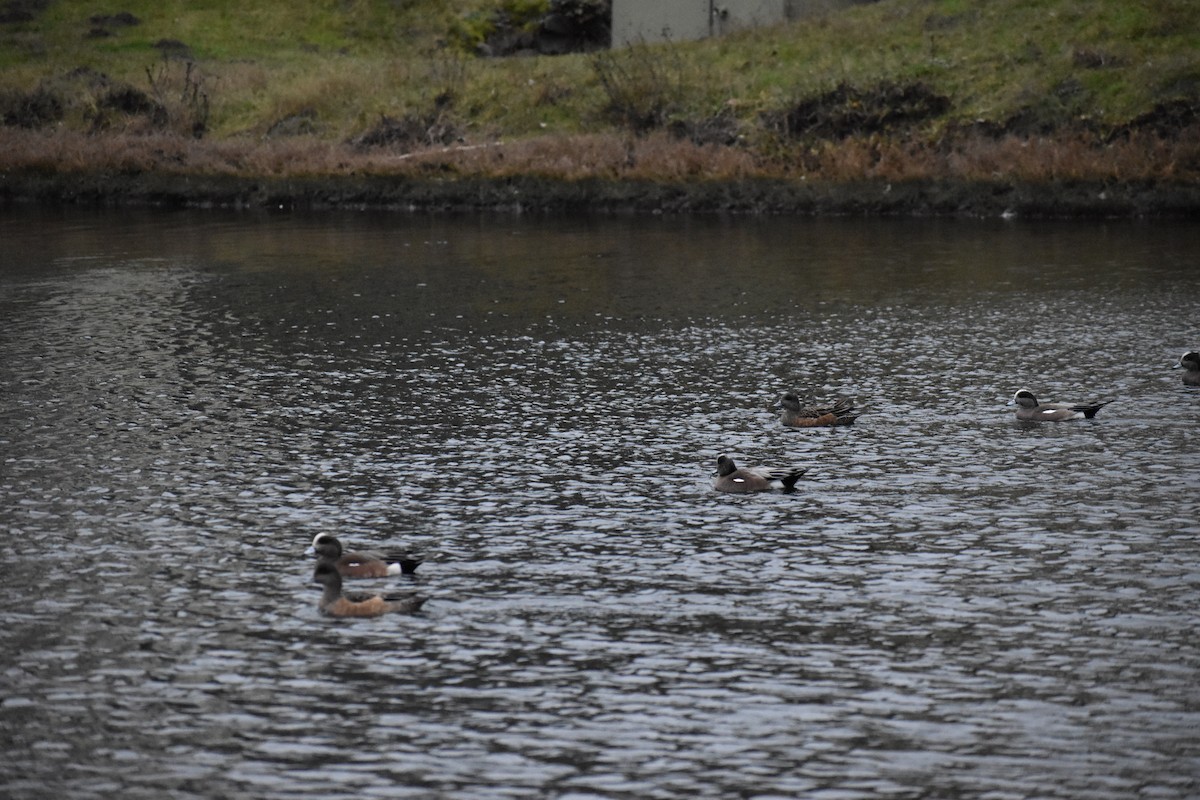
305, 533, 422, 578
776, 393, 859, 427
712, 454, 806, 493
1008, 389, 1111, 421
1174, 351, 1200, 386
312, 561, 427, 618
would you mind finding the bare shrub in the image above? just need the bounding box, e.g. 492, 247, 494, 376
667, 105, 743, 147
145, 60, 210, 138
351, 112, 459, 152
0, 85, 63, 128
591, 40, 685, 133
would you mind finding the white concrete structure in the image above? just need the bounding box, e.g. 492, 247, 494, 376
612, 0, 868, 47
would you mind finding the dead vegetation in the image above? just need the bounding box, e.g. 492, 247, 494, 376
0, 60, 208, 136
350, 111, 460, 152
2, 121, 1195, 186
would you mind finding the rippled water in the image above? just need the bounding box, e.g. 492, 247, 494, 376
1, 208, 1198, 799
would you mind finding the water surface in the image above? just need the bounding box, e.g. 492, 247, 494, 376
2, 208, 1198, 799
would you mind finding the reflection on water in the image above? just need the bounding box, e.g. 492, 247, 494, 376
1, 208, 1198, 799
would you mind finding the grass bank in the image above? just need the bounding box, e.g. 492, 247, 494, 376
1, 0, 1198, 215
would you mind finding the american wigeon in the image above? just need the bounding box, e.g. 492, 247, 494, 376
776, 393, 859, 427
304, 533, 421, 578
712, 454, 806, 493
1175, 351, 1200, 386
1008, 389, 1111, 421
312, 561, 428, 617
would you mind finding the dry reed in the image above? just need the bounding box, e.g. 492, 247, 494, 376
1, 123, 1196, 188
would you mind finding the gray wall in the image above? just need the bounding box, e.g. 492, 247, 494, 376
612, 0, 710, 47
612, 0, 870, 47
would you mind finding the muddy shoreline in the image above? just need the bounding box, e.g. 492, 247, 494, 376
3, 168, 1199, 218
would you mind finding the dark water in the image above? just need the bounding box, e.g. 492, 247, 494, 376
1, 207, 1198, 799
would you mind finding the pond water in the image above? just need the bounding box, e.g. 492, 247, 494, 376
1, 207, 1198, 799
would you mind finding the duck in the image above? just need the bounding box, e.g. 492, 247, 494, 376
712, 454, 806, 493
776, 393, 859, 427
1008, 389, 1111, 421
1174, 351, 1200, 386
304, 533, 422, 578
312, 560, 428, 618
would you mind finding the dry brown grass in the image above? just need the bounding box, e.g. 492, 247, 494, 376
771, 128, 1200, 183
376, 135, 630, 180
400, 133, 763, 181
939, 130, 1200, 182
1, 124, 1197, 187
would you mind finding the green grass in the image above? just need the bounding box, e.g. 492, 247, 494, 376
0, 0, 1196, 148
22, 1, 430, 61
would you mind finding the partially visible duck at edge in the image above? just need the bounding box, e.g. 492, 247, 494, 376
305, 532, 422, 578
776, 393, 860, 428
312, 561, 428, 618
712, 454, 806, 493
1174, 351, 1200, 386
1008, 389, 1112, 421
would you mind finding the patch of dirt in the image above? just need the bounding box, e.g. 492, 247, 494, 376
89, 83, 167, 131
89, 11, 140, 27
87, 11, 141, 39
0, 85, 62, 128
0, 0, 50, 25
940, 95, 1199, 142
153, 39, 193, 60
1110, 97, 1199, 139
267, 109, 319, 138
1071, 48, 1124, 69
99, 85, 161, 117
350, 113, 459, 151
668, 108, 742, 147
773, 81, 951, 139
65, 66, 112, 88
